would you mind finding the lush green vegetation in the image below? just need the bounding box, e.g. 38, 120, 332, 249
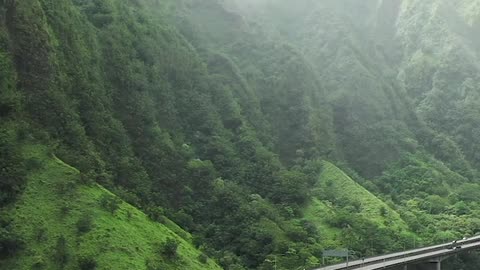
305, 162, 413, 256
2, 0, 480, 269
2, 144, 221, 270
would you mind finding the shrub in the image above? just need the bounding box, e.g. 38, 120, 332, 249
112, 187, 140, 206
76, 214, 94, 234
15, 126, 30, 142
79, 257, 97, 270
34, 226, 47, 242
379, 206, 388, 217
99, 194, 121, 213
146, 206, 165, 223
285, 224, 308, 242
32, 255, 46, 270
126, 210, 133, 221
0, 129, 26, 205
172, 210, 194, 230
162, 238, 178, 259
55, 180, 76, 195
60, 203, 71, 217
198, 253, 208, 264
54, 236, 69, 267
301, 219, 318, 235
25, 157, 42, 170
79, 172, 95, 185
0, 227, 23, 259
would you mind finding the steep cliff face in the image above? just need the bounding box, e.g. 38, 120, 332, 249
220, 0, 480, 178
394, 0, 480, 170
219, 0, 417, 178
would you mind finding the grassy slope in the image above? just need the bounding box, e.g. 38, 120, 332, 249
303, 198, 342, 247
2, 144, 221, 270
304, 161, 410, 246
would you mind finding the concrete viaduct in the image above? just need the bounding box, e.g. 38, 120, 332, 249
313, 236, 480, 270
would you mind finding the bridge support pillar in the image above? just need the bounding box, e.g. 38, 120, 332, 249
431, 259, 441, 270
407, 259, 441, 270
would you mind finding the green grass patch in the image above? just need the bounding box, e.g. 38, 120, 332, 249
1, 144, 222, 270
303, 161, 412, 250
313, 161, 407, 229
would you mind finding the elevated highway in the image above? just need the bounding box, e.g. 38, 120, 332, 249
314, 236, 480, 270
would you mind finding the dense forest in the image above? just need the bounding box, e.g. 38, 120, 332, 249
2, 0, 480, 269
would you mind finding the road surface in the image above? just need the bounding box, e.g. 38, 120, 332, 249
314, 236, 480, 270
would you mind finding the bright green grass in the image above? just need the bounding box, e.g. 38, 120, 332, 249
303, 161, 410, 246
2, 144, 222, 270
303, 198, 342, 247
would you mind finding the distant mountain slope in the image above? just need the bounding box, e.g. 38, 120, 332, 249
395, 0, 480, 170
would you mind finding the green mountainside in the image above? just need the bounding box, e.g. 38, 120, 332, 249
304, 161, 411, 256
2, 144, 221, 270
2, 0, 480, 269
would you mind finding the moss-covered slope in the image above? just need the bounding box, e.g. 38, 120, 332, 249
304, 162, 412, 255
1, 144, 221, 270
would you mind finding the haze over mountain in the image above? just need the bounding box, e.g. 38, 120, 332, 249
2, 0, 480, 269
